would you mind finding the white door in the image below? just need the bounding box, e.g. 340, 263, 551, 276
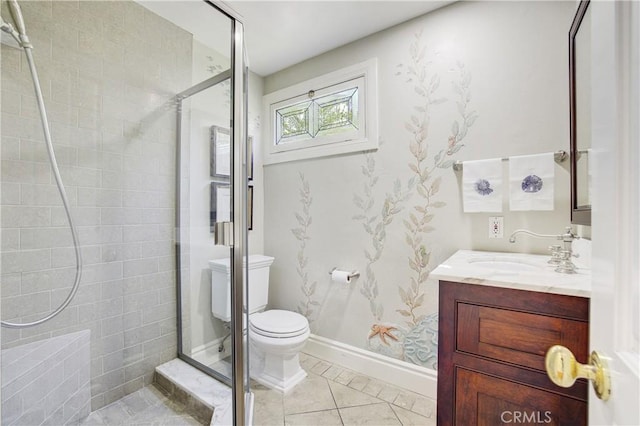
590, 0, 640, 424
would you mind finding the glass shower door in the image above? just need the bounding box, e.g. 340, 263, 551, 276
174, 4, 251, 424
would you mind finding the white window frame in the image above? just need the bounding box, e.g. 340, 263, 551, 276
263, 58, 379, 165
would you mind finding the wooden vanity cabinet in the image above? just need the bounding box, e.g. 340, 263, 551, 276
437, 281, 589, 425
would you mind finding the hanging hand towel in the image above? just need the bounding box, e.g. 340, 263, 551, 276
509, 152, 554, 211
463, 158, 503, 212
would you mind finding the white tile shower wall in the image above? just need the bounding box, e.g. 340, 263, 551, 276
1, 330, 91, 425
0, 0, 192, 410
263, 1, 575, 371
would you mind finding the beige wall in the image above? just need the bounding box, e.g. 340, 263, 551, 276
262, 1, 575, 370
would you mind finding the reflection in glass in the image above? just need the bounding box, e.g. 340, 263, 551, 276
211, 126, 231, 178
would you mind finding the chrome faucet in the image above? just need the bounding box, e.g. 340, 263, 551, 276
509, 226, 580, 274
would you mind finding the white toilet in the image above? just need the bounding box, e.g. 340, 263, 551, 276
209, 255, 310, 393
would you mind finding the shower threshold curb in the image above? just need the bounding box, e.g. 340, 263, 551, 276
154, 358, 232, 425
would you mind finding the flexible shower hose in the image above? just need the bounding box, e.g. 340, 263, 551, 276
1, 9, 83, 328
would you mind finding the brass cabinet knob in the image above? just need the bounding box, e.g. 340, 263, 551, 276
545, 345, 611, 401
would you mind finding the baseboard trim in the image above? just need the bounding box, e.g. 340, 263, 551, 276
305, 333, 437, 399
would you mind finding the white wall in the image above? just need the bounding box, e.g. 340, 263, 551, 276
262, 1, 575, 370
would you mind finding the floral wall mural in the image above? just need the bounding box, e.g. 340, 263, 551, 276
353, 153, 412, 323
263, 1, 574, 373
352, 30, 478, 369
291, 173, 320, 323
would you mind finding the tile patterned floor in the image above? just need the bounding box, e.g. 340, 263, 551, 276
253, 353, 436, 426
79, 385, 202, 426
78, 352, 435, 425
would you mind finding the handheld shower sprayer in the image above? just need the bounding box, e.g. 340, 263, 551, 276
2, 0, 31, 48
1, 0, 83, 328
7, 0, 26, 35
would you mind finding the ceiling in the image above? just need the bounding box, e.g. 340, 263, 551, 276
139, 1, 453, 77
226, 1, 453, 76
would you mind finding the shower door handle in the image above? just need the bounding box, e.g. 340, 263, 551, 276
214, 221, 233, 246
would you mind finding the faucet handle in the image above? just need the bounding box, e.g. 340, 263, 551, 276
555, 249, 578, 274
548, 245, 562, 264
563, 226, 580, 240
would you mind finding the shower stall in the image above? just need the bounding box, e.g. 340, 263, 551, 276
1, 0, 252, 424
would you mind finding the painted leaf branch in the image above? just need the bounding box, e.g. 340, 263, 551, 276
396, 32, 478, 327
291, 173, 319, 320
437, 61, 478, 169
353, 153, 412, 321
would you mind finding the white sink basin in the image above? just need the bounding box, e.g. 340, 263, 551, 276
467, 256, 543, 272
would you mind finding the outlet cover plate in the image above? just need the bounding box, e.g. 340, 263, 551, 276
489, 216, 503, 239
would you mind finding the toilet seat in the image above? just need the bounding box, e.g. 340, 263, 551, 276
250, 310, 309, 338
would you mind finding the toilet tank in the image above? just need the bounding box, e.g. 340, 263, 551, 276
209, 255, 274, 322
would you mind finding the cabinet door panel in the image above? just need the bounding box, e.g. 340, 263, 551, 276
455, 368, 587, 426
438, 281, 590, 426
457, 303, 589, 371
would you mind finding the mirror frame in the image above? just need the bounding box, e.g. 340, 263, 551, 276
569, 0, 591, 225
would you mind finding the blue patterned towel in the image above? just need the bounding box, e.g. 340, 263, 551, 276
462, 158, 503, 212
509, 152, 554, 211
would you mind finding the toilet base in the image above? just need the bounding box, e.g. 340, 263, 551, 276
248, 311, 310, 393
252, 366, 307, 393
250, 347, 308, 393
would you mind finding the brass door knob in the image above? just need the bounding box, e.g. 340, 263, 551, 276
545, 345, 611, 401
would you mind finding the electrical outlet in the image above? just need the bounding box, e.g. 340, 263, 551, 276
489, 216, 503, 239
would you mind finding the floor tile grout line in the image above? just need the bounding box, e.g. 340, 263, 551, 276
285, 407, 345, 417
324, 369, 346, 426
311, 358, 428, 414
339, 401, 394, 410
300, 352, 434, 418
280, 379, 286, 426
388, 402, 405, 426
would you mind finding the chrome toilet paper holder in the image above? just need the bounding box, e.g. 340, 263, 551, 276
328, 268, 360, 280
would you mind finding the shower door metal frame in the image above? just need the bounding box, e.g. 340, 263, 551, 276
174, 2, 250, 425
174, 68, 232, 388
230, 17, 251, 425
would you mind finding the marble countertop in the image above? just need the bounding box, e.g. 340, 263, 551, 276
430, 249, 591, 298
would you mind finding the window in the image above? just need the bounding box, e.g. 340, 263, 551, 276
263, 59, 378, 164
275, 83, 359, 145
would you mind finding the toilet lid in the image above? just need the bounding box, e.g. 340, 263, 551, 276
250, 310, 309, 338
